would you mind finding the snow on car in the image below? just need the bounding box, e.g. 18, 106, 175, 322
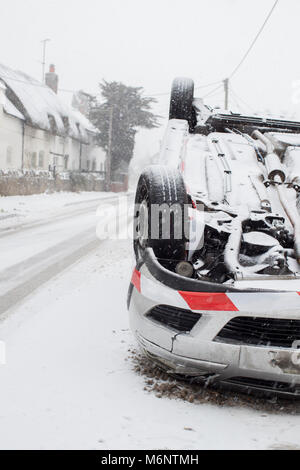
128, 77, 300, 397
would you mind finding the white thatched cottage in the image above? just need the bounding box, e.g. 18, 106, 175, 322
0, 63, 105, 174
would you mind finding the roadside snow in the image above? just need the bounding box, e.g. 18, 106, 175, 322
0, 191, 129, 235
0, 191, 121, 220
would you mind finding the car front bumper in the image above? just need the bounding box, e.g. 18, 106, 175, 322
128, 250, 300, 397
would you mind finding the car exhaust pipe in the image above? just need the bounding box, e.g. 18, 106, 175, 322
252, 130, 286, 183
275, 175, 300, 264
252, 130, 300, 263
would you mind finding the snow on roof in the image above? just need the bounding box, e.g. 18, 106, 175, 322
0, 63, 96, 142
71, 107, 98, 133
4, 97, 25, 120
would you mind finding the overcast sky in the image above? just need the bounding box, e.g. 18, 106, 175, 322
0, 0, 299, 158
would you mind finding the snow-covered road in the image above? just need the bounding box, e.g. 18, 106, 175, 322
0, 192, 300, 450
0, 192, 130, 316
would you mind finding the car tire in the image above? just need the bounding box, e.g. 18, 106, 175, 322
134, 165, 188, 262
169, 77, 195, 131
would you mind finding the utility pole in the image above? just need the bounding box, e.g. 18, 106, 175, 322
106, 106, 114, 192
41, 38, 50, 83
224, 78, 229, 110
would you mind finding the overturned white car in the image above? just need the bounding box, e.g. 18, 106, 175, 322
128, 77, 300, 397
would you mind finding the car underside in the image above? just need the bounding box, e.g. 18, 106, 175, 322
183, 123, 300, 285
128, 77, 300, 397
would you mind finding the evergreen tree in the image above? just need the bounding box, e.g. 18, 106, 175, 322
89, 81, 159, 178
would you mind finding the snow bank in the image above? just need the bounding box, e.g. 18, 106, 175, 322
0, 191, 118, 223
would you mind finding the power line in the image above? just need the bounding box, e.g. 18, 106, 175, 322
229, 0, 279, 79
59, 88, 78, 94
228, 90, 242, 112
0, 74, 223, 100
195, 80, 223, 91
0, 73, 48, 88
144, 90, 170, 98
0, 69, 84, 95
0, 73, 88, 98
229, 85, 256, 113
145, 0, 279, 104
0, 72, 224, 103
151, 0, 279, 107
144, 80, 223, 98
0, 2, 280, 112
215, 0, 279, 110
202, 83, 224, 99
60, 80, 224, 98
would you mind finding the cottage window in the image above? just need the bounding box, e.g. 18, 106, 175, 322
62, 116, 70, 133
48, 114, 57, 134
64, 155, 69, 170
38, 151, 45, 168
6, 146, 13, 165
31, 152, 37, 168
87, 160, 90, 171
76, 123, 81, 135
92, 159, 96, 171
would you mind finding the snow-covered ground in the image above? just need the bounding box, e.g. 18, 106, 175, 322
0, 191, 300, 450
0, 191, 126, 227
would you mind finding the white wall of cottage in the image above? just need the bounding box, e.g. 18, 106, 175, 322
0, 106, 23, 170
0, 95, 106, 173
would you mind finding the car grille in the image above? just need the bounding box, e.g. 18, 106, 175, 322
215, 316, 300, 348
225, 376, 299, 392
147, 305, 202, 332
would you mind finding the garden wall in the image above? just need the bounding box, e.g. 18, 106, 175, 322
0, 170, 106, 196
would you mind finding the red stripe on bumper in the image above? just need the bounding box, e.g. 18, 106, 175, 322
131, 269, 141, 293
179, 291, 239, 311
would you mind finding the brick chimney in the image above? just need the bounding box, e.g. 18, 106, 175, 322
45, 64, 59, 94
